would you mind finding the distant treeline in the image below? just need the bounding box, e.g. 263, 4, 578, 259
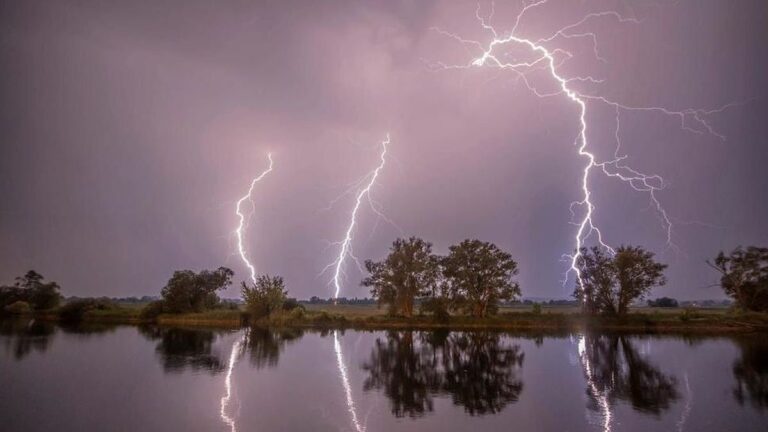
0, 242, 764, 322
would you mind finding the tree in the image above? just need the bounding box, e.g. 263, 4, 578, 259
0, 270, 61, 310
574, 246, 667, 315
362, 237, 440, 317
647, 297, 679, 308
708, 246, 768, 312
160, 267, 234, 313
241, 275, 287, 319
442, 240, 521, 318
572, 246, 614, 315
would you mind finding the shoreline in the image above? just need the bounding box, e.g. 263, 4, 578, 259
13, 307, 768, 334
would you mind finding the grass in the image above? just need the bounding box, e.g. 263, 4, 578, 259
23, 302, 768, 333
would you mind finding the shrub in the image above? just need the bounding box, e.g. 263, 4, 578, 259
59, 298, 116, 322
4, 300, 32, 315
282, 298, 303, 312
140, 300, 166, 320
420, 297, 451, 321
532, 303, 542, 315
241, 275, 287, 320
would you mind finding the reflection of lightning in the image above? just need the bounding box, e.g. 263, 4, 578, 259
578, 336, 612, 432
220, 336, 244, 432
324, 135, 390, 299
235, 153, 274, 283
433, 2, 736, 290
334, 330, 365, 432
676, 373, 692, 432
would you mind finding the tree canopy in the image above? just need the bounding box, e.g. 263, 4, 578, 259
362, 237, 440, 317
574, 246, 667, 315
442, 239, 521, 318
0, 270, 61, 311
709, 246, 768, 312
160, 267, 234, 313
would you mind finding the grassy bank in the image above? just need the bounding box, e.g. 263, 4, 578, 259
18, 303, 768, 333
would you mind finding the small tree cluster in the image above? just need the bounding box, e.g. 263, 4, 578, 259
158, 267, 234, 313
363, 237, 521, 318
709, 246, 768, 312
573, 246, 667, 315
241, 275, 288, 319
0, 270, 61, 312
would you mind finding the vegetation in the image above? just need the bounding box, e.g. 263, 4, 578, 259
709, 246, 768, 312
158, 267, 234, 314
59, 298, 117, 323
0, 270, 61, 311
648, 297, 679, 308
363, 237, 521, 319
573, 246, 667, 316
241, 275, 288, 319
442, 239, 521, 318
363, 237, 440, 317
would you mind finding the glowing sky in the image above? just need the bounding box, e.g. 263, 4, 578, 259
1, 0, 766, 300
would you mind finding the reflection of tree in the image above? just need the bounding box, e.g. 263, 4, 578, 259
241, 327, 303, 369
732, 336, 768, 411
582, 334, 679, 415
139, 326, 225, 374
362, 331, 442, 417
0, 318, 55, 360
441, 332, 524, 415
362, 331, 524, 417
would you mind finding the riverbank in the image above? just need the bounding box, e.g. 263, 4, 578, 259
16, 304, 768, 333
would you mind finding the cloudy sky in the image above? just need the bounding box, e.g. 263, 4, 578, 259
1, 0, 766, 300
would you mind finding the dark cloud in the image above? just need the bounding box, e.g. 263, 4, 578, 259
1, 0, 766, 299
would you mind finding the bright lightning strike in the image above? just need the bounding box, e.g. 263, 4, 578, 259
433, 2, 735, 290
325, 135, 390, 300
235, 153, 274, 283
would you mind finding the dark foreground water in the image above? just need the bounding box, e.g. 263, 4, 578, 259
1, 319, 766, 432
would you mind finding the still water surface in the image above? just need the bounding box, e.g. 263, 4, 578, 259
1, 319, 766, 431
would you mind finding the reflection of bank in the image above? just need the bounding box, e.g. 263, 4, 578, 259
334, 330, 365, 432
577, 334, 680, 431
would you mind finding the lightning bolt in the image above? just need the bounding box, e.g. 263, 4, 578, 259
432, 2, 735, 290
324, 135, 390, 299
235, 153, 274, 283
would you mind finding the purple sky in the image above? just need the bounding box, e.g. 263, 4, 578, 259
1, 0, 766, 300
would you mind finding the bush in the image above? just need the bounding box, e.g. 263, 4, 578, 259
4, 300, 32, 315
420, 297, 450, 321
140, 300, 166, 320
59, 298, 116, 322
532, 303, 542, 315
241, 275, 287, 320
282, 298, 303, 312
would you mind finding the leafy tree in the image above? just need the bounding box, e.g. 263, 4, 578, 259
362, 237, 440, 317
574, 246, 667, 315
241, 275, 287, 319
572, 246, 614, 315
0, 270, 61, 310
647, 297, 679, 308
708, 246, 768, 312
442, 240, 521, 318
160, 267, 234, 313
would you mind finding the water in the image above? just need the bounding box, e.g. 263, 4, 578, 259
1, 319, 766, 432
